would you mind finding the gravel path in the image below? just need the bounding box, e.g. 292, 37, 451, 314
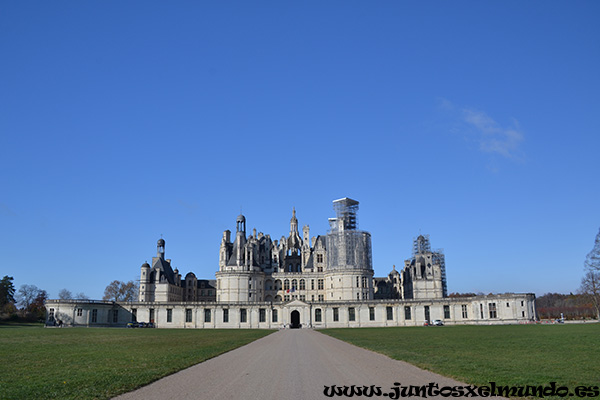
114, 329, 504, 400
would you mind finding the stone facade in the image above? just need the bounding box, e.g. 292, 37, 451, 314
138, 238, 216, 303
45, 197, 537, 328
45, 294, 536, 329
215, 199, 375, 304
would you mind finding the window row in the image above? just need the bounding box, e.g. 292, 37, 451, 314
161, 308, 281, 324
75, 302, 507, 326
314, 306, 397, 323
280, 279, 325, 291
310, 304, 485, 323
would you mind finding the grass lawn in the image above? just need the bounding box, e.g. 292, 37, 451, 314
0, 324, 273, 400
321, 324, 600, 390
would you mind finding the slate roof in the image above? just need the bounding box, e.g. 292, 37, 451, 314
151, 257, 176, 285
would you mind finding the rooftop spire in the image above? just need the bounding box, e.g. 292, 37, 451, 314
290, 207, 298, 234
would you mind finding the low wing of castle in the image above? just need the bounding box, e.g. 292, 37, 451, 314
46, 198, 537, 328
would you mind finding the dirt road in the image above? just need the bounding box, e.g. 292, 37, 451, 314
114, 329, 500, 400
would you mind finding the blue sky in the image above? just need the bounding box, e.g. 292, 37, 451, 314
1, 1, 599, 300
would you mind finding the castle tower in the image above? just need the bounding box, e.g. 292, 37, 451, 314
285, 208, 302, 272
216, 213, 265, 302
402, 234, 446, 299
325, 198, 374, 301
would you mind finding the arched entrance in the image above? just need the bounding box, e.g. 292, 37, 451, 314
290, 310, 301, 329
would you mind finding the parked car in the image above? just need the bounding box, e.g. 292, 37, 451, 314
432, 319, 444, 326
134, 322, 155, 328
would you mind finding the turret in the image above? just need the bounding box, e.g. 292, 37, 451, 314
139, 262, 151, 301
157, 238, 165, 259
140, 262, 150, 283
236, 214, 246, 234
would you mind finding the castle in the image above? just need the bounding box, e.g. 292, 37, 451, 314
46, 198, 536, 328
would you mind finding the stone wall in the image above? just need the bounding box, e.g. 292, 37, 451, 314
45, 293, 536, 329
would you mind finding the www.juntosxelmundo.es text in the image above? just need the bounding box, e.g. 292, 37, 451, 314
323, 382, 600, 398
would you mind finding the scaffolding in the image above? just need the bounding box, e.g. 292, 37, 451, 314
412, 234, 432, 255
327, 198, 372, 270
332, 197, 359, 231
327, 231, 373, 270
432, 250, 448, 297
412, 234, 448, 297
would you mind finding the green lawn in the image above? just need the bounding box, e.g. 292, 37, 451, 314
0, 324, 273, 400
2, 323, 598, 399
321, 324, 600, 390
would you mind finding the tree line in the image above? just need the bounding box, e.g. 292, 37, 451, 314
0, 278, 51, 322
536, 292, 596, 320
0, 278, 138, 323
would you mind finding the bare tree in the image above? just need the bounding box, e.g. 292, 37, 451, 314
580, 271, 600, 319
580, 228, 600, 319
74, 292, 89, 300
103, 280, 138, 302
28, 290, 48, 321
58, 289, 88, 300
17, 284, 42, 310
15, 285, 47, 321
585, 228, 600, 272
58, 288, 73, 300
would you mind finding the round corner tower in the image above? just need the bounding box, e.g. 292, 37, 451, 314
325, 198, 374, 301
